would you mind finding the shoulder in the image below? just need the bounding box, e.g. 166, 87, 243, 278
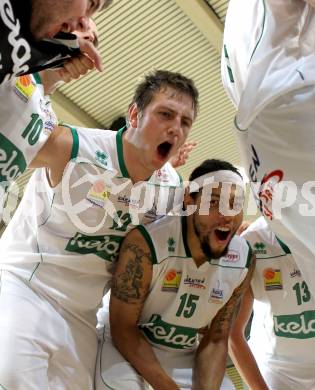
73, 127, 116, 142
136, 216, 184, 264
241, 217, 271, 243
68, 127, 118, 166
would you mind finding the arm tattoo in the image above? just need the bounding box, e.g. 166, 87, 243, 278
211, 257, 256, 339
111, 242, 152, 305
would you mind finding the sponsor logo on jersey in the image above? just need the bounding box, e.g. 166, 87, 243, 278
183, 275, 206, 290
140, 314, 198, 350
209, 280, 224, 303
95, 150, 108, 167
38, 98, 56, 135
221, 250, 240, 263
65, 232, 123, 262
156, 168, 169, 183
14, 75, 35, 102
0, 134, 26, 190
253, 242, 267, 255
290, 268, 302, 278
161, 269, 182, 292
86, 179, 111, 208
117, 195, 140, 209
274, 310, 315, 339
263, 268, 283, 290
209, 287, 224, 303
167, 237, 175, 252
258, 169, 284, 221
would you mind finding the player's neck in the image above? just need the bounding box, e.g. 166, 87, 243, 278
186, 215, 207, 268
123, 135, 154, 183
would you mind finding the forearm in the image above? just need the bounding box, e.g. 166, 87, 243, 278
112, 327, 179, 390
192, 340, 227, 390
38, 69, 63, 96
229, 337, 268, 390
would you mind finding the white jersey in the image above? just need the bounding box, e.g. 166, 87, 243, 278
222, 0, 315, 126
0, 73, 56, 193
0, 127, 182, 325
137, 215, 252, 353
222, 0, 315, 297
242, 217, 315, 387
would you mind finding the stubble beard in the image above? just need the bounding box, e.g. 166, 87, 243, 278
193, 214, 229, 260
30, 0, 72, 40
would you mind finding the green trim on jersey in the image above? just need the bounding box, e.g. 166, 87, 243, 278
116, 127, 130, 178
275, 236, 291, 255
234, 116, 247, 132
29, 263, 40, 282
223, 44, 234, 83
33, 72, 42, 85
249, 0, 266, 62
245, 242, 253, 268
137, 225, 158, 264
181, 216, 192, 258
70, 127, 79, 160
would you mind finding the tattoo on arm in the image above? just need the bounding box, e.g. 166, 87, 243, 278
111, 241, 152, 305
210, 256, 256, 339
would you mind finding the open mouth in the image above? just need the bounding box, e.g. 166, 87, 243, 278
157, 141, 172, 159
214, 227, 230, 241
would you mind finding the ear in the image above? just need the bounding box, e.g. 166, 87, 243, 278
128, 102, 139, 129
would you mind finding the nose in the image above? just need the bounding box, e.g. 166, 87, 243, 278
75, 16, 90, 32
80, 28, 95, 43
167, 117, 183, 138
62, 16, 90, 34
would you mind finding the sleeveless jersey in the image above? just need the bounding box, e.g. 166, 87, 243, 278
0, 73, 56, 194
137, 216, 252, 353
242, 217, 315, 373
0, 127, 182, 324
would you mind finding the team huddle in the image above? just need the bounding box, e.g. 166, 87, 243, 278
0, 0, 315, 389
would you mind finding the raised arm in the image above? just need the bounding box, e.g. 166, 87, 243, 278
29, 125, 73, 187
110, 228, 180, 390
229, 286, 269, 390
192, 256, 256, 390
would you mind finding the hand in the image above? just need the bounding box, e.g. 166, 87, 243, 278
170, 141, 197, 168
78, 37, 103, 72
40, 53, 95, 95
59, 53, 95, 82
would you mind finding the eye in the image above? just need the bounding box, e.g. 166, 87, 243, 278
160, 111, 171, 119
182, 120, 191, 128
